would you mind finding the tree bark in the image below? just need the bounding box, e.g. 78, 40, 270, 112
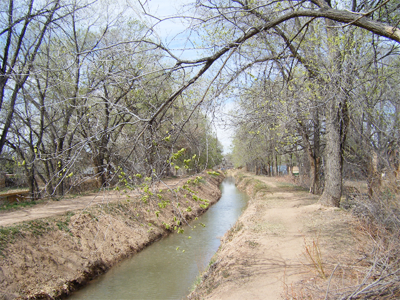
297, 120, 321, 194
319, 102, 343, 207
26, 165, 39, 201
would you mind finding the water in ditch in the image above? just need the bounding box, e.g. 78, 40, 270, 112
68, 177, 248, 300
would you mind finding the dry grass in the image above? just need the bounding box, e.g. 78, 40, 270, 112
339, 191, 400, 299
302, 235, 326, 280
290, 188, 400, 300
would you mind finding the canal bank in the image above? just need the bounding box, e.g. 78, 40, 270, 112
68, 177, 248, 300
0, 171, 224, 299
189, 171, 357, 300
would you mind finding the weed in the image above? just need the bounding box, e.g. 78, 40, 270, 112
241, 178, 252, 188
208, 253, 218, 266
221, 270, 230, 278
245, 240, 260, 248
56, 221, 70, 232
277, 182, 309, 192
0, 200, 37, 211
0, 225, 21, 242
0, 226, 20, 255
56, 211, 75, 235
225, 221, 244, 242
0, 219, 53, 256
303, 236, 326, 279
253, 180, 269, 195
27, 220, 51, 236
339, 191, 400, 299
190, 274, 203, 292
66, 211, 75, 218
237, 173, 247, 181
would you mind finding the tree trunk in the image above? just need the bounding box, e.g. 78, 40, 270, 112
268, 161, 271, 176
297, 120, 320, 194
289, 154, 293, 176
313, 111, 321, 194
56, 161, 64, 197
27, 166, 39, 201
93, 153, 105, 189
367, 150, 381, 197
319, 102, 343, 207
319, 12, 350, 207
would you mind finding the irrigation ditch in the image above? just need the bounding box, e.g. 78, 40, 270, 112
0, 171, 224, 299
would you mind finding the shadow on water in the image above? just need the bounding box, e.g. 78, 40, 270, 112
68, 177, 248, 300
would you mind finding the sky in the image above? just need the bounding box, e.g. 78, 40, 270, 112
210, 101, 238, 154
132, 0, 236, 154
133, 0, 199, 55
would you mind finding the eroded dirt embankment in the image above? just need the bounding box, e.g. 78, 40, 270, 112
0, 172, 224, 300
189, 171, 358, 300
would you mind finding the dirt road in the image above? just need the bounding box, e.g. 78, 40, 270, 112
190, 172, 356, 299
0, 177, 187, 227
0, 173, 224, 299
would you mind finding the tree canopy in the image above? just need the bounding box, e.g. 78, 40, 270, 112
1, 0, 400, 207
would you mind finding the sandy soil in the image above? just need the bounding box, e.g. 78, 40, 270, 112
0, 176, 189, 227
0, 171, 362, 299
189, 171, 357, 300
0, 172, 223, 300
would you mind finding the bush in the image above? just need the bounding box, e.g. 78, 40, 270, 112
338, 192, 400, 299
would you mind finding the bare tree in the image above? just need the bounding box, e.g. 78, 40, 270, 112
0, 0, 76, 155
136, 0, 400, 206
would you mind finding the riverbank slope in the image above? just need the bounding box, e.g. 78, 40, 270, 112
0, 172, 224, 299
189, 171, 359, 299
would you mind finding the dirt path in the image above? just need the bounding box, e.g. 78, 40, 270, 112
0, 173, 225, 299
190, 172, 355, 299
0, 191, 123, 227
0, 177, 188, 227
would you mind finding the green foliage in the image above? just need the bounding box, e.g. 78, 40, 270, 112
207, 171, 220, 176
199, 203, 209, 209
